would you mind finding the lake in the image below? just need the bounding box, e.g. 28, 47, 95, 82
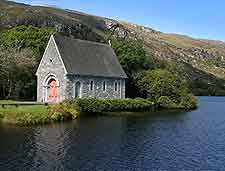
0, 97, 225, 171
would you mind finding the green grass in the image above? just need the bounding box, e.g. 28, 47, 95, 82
0, 100, 42, 104
0, 100, 19, 104
0, 105, 48, 114
0, 104, 50, 125
0, 101, 80, 126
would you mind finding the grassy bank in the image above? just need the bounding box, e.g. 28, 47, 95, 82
75, 97, 197, 112
0, 97, 197, 126
0, 104, 50, 125
0, 101, 79, 126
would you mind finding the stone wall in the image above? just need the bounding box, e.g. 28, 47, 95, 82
36, 36, 68, 102
36, 36, 126, 103
66, 75, 126, 99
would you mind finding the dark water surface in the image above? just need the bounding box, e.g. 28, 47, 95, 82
1, 97, 225, 171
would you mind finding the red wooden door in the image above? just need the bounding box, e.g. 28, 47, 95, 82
48, 79, 58, 103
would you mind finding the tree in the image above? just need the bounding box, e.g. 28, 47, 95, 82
0, 25, 56, 100
111, 39, 157, 97
0, 48, 37, 100
137, 69, 196, 108
0, 25, 56, 58
111, 39, 154, 76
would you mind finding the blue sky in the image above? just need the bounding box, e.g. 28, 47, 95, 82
13, 0, 225, 41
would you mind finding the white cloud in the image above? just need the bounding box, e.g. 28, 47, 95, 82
30, 0, 58, 7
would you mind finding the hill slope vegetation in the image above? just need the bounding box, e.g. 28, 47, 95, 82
1, 0, 225, 99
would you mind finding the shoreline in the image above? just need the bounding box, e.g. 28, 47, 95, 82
0, 98, 197, 126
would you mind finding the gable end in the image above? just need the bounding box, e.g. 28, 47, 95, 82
36, 35, 68, 75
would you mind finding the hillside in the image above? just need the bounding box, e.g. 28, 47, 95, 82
1, 0, 225, 97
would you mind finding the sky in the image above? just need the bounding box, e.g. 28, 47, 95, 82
13, 0, 225, 41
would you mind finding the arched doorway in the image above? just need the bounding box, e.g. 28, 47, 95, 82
75, 81, 81, 98
48, 78, 58, 103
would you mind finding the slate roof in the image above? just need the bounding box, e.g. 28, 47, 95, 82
54, 35, 127, 79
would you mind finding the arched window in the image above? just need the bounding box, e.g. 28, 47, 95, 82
103, 81, 106, 91
114, 81, 118, 92
74, 81, 81, 98
118, 81, 121, 91
90, 80, 94, 91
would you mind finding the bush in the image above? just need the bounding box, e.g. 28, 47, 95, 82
74, 98, 155, 113
16, 112, 50, 125
50, 112, 65, 122
0, 113, 4, 119
157, 96, 177, 109
48, 100, 80, 121
179, 94, 198, 109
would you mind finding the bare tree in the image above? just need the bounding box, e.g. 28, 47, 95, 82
0, 48, 37, 100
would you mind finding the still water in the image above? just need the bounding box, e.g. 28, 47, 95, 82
0, 97, 225, 171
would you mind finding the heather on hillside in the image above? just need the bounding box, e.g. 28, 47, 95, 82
1, 0, 225, 97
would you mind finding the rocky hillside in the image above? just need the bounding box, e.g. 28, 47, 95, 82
1, 0, 225, 95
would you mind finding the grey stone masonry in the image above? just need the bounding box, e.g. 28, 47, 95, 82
66, 75, 125, 99
36, 35, 126, 103
36, 36, 68, 103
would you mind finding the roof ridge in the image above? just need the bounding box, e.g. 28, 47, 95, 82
53, 34, 110, 47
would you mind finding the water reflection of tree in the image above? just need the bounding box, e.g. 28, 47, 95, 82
116, 111, 189, 170
63, 116, 125, 170
30, 122, 77, 170
0, 112, 187, 170
0, 125, 36, 170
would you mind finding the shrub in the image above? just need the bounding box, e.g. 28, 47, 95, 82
74, 98, 155, 113
50, 112, 65, 122
0, 113, 3, 119
17, 112, 50, 126
48, 100, 80, 121
157, 96, 177, 109
179, 94, 198, 109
